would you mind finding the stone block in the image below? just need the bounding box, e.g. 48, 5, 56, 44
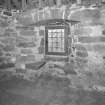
78, 36, 105, 43
17, 41, 36, 48
70, 8, 100, 25
64, 6, 70, 19
44, 7, 51, 20
0, 43, 4, 49
38, 46, 44, 54
88, 51, 103, 64
21, 48, 33, 54
0, 15, 8, 20
74, 27, 93, 36
77, 44, 105, 55
0, 34, 4, 37
16, 55, 35, 63
89, 25, 102, 36
5, 28, 15, 33
0, 20, 9, 27
0, 50, 3, 56
3, 45, 15, 52
58, 8, 64, 19
4, 31, 17, 37
68, 37, 72, 47
75, 44, 87, 52
15, 63, 26, 69
38, 10, 45, 21
39, 30, 45, 36
33, 12, 39, 22
40, 38, 44, 46
0, 62, 14, 69
45, 56, 68, 62
64, 63, 77, 75
51, 8, 63, 19
0, 56, 5, 63
75, 57, 88, 64
19, 30, 35, 36
102, 29, 105, 35
31, 47, 39, 53
93, 44, 105, 54
35, 54, 44, 61
1, 37, 16, 45
16, 68, 26, 73
17, 15, 34, 26
26, 61, 46, 70
16, 36, 29, 42
0, 30, 4, 36
38, 38, 44, 54
16, 26, 34, 30
76, 51, 88, 58
75, 44, 93, 52
103, 56, 105, 60
5, 52, 12, 57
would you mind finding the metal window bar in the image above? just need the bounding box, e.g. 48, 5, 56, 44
48, 29, 65, 53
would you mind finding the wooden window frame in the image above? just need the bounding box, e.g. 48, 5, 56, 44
45, 25, 68, 56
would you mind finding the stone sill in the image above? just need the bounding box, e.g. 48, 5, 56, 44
45, 55, 69, 62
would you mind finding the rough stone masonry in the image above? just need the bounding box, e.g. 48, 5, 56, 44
0, 5, 105, 74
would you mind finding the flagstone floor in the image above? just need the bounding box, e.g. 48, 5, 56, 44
0, 74, 105, 105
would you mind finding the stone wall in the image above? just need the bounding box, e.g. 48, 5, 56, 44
15, 26, 45, 70
0, 16, 17, 66
0, 5, 105, 72
11, 6, 70, 70
74, 25, 105, 69
70, 8, 105, 69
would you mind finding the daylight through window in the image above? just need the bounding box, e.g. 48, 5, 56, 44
48, 29, 65, 53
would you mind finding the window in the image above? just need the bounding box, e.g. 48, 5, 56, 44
48, 29, 65, 52
45, 25, 68, 56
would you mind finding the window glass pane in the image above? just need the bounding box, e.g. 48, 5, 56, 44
48, 32, 51, 37
48, 30, 52, 32
47, 28, 65, 53
61, 29, 64, 32
57, 29, 61, 32
53, 30, 56, 32
57, 32, 61, 37
53, 33, 57, 37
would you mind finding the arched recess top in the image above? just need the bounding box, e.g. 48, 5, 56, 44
27, 19, 80, 27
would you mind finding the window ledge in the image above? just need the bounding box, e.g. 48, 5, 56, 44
45, 55, 69, 62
